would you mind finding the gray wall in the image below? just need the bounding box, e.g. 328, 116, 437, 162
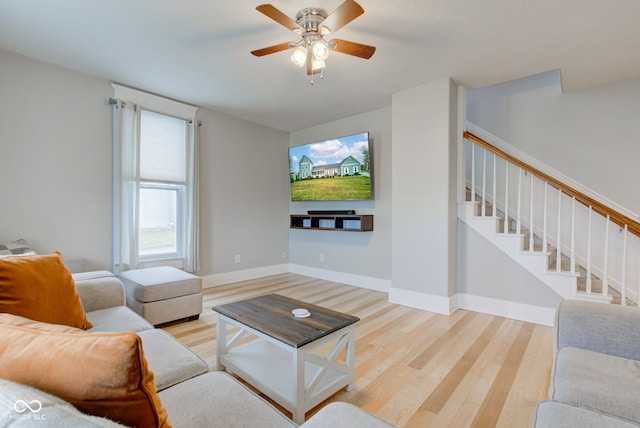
467, 70, 640, 215
0, 49, 113, 268
199, 109, 289, 275
457, 220, 563, 308
391, 78, 458, 299
0, 49, 290, 277
3, 46, 627, 317
288, 107, 392, 282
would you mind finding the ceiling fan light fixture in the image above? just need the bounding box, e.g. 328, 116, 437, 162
253, 1, 375, 84
312, 39, 330, 61
291, 46, 307, 67
311, 59, 326, 71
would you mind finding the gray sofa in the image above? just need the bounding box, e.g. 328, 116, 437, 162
0, 271, 394, 427
534, 300, 640, 427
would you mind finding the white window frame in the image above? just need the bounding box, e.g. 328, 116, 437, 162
138, 182, 185, 261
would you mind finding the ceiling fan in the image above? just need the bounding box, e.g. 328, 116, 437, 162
251, 0, 376, 80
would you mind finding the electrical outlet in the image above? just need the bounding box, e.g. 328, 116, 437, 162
319, 253, 324, 262
234, 254, 240, 264
282, 251, 287, 259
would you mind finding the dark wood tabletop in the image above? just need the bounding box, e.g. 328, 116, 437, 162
212, 293, 360, 348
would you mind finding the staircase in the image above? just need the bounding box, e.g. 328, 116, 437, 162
460, 130, 640, 306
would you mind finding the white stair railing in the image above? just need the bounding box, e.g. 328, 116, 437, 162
464, 131, 640, 305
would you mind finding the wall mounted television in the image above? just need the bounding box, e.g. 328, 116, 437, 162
289, 131, 373, 201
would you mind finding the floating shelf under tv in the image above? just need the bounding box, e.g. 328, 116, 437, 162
290, 214, 373, 232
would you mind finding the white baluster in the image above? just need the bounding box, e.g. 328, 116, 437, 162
621, 225, 628, 306
492, 155, 497, 216
482, 150, 486, 216
529, 175, 534, 252
516, 169, 522, 234
586, 206, 592, 294
570, 197, 576, 274
543, 183, 548, 253
602, 215, 610, 296
471, 144, 475, 204
556, 189, 562, 273
504, 163, 509, 234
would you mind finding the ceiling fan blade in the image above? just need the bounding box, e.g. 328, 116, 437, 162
320, 0, 365, 34
330, 39, 376, 59
251, 42, 292, 57
256, 4, 304, 33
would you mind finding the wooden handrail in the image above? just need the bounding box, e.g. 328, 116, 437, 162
463, 131, 640, 238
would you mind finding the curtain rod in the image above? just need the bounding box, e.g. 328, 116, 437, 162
106, 97, 202, 126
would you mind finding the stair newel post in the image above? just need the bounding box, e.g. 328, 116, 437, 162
602, 215, 610, 296
556, 189, 562, 273
503, 162, 509, 234
492, 155, 497, 216
543, 182, 548, 253
621, 224, 628, 306
529, 174, 535, 252
516, 169, 522, 235
586, 206, 593, 294
482, 149, 487, 217
570, 197, 576, 274
471, 143, 475, 204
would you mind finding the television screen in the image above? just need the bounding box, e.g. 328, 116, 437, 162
289, 132, 372, 201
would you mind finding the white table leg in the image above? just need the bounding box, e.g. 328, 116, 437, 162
293, 347, 306, 424
346, 328, 356, 391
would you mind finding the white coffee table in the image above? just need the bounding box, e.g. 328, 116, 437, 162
212, 294, 359, 424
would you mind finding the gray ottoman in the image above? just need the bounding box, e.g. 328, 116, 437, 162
117, 266, 202, 326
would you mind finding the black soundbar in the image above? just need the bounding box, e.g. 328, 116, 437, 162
307, 210, 356, 215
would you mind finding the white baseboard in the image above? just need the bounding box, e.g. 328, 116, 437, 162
456, 293, 557, 326
388, 287, 458, 315
200, 265, 555, 326
201, 264, 289, 288
387, 288, 556, 325
201, 263, 391, 293
289, 264, 391, 293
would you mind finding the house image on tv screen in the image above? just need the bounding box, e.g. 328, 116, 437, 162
288, 131, 372, 201
298, 155, 361, 179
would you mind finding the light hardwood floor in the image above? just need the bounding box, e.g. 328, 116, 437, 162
163, 273, 552, 427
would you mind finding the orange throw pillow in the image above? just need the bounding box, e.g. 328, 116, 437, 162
0, 314, 170, 427
0, 252, 92, 329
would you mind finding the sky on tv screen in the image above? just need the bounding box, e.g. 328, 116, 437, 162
289, 132, 369, 174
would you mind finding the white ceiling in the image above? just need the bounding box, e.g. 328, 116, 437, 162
1, 0, 639, 131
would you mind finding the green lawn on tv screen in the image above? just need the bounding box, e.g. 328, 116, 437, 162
290, 175, 371, 201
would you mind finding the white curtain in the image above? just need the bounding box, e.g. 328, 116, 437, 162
183, 118, 199, 272
112, 101, 140, 274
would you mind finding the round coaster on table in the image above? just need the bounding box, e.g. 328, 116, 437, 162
291, 308, 311, 318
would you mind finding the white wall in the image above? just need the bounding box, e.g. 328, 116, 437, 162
0, 49, 290, 278
288, 107, 392, 290
467, 70, 640, 216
